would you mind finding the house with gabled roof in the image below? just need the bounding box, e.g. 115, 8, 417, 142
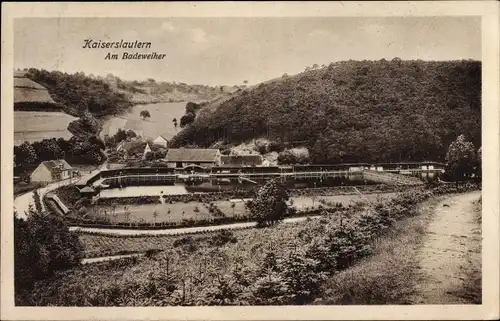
153, 135, 168, 148
30, 159, 74, 183
164, 148, 221, 169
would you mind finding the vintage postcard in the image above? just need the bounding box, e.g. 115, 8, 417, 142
1, 1, 499, 320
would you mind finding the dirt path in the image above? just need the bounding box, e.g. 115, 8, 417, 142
69, 215, 322, 236
410, 191, 482, 304
82, 253, 144, 265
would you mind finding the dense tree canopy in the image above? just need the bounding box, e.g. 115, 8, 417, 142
15, 204, 83, 302
26, 69, 133, 117
170, 59, 481, 164
14, 136, 106, 176
445, 134, 478, 181
140, 110, 151, 119
248, 179, 291, 227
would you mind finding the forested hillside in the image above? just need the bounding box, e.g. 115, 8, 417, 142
25, 69, 134, 118
106, 75, 230, 104
169, 59, 481, 163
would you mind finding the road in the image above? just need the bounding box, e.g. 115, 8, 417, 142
69, 215, 321, 236
14, 167, 103, 219
410, 191, 482, 304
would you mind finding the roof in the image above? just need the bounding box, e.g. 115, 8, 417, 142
39, 159, 73, 174
80, 186, 96, 193
165, 148, 220, 162
220, 155, 263, 166
154, 135, 168, 142
14, 76, 57, 104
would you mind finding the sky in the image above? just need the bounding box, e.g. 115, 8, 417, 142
14, 17, 481, 86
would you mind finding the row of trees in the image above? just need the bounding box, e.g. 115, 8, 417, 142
169, 59, 481, 164
14, 136, 106, 177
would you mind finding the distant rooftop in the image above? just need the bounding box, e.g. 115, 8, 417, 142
40, 159, 73, 173
165, 148, 219, 162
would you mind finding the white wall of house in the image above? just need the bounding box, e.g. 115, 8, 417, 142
30, 164, 53, 183
153, 137, 168, 148
214, 151, 222, 166
60, 170, 68, 179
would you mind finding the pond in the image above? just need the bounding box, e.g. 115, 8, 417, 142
98, 184, 189, 198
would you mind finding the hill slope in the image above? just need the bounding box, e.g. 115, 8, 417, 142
102, 74, 231, 105
169, 59, 481, 163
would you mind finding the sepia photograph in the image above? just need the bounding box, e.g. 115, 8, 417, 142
2, 2, 499, 320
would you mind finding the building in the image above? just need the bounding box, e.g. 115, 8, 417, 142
30, 159, 74, 183
220, 155, 263, 167
142, 143, 152, 160
164, 148, 221, 168
153, 135, 168, 148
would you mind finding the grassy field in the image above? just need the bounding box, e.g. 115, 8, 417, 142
14, 111, 78, 145
100, 102, 186, 141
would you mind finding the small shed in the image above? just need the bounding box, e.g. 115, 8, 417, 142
79, 186, 97, 197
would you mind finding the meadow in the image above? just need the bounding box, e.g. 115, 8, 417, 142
100, 102, 187, 141
14, 111, 78, 145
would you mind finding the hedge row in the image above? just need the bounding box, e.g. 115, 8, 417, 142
66, 208, 330, 231
95, 196, 162, 206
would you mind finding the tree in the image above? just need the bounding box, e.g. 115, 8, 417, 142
126, 130, 137, 138
14, 206, 84, 301
312, 64, 319, 69
140, 110, 151, 120
282, 73, 288, 78
445, 134, 477, 181
173, 118, 178, 128
248, 179, 290, 227
114, 129, 127, 143
180, 112, 196, 128
231, 202, 236, 217
15, 142, 37, 165
476, 146, 482, 179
